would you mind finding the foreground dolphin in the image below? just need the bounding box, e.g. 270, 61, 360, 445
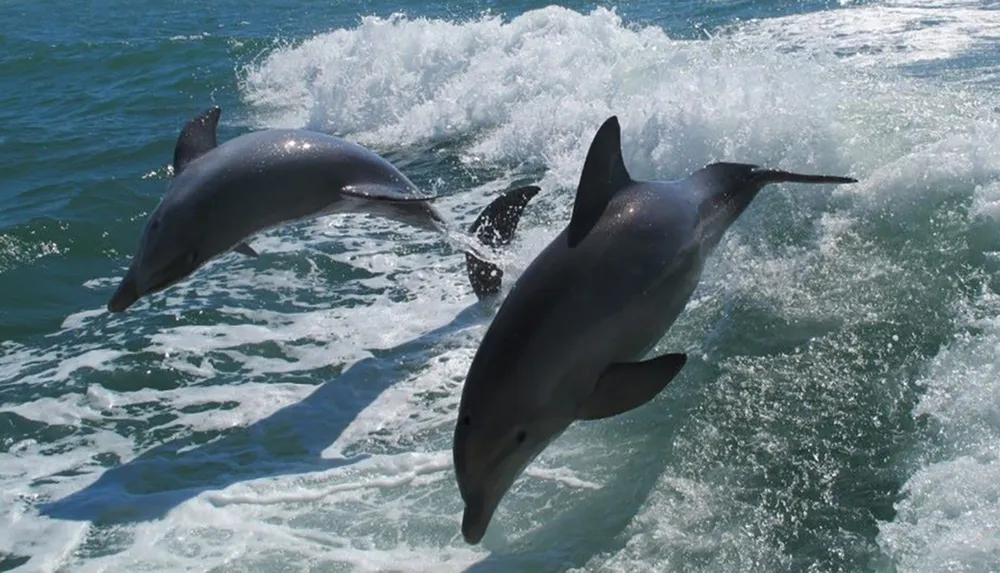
108, 106, 538, 312
452, 115, 858, 544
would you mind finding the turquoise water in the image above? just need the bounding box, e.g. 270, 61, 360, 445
4, 0, 1000, 571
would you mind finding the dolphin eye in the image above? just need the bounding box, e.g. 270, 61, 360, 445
461, 415, 472, 426
186, 251, 198, 266
515, 430, 526, 444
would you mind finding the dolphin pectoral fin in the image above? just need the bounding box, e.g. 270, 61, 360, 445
341, 184, 436, 203
567, 116, 633, 248
578, 353, 688, 421
465, 184, 541, 300
173, 106, 221, 175
234, 242, 259, 258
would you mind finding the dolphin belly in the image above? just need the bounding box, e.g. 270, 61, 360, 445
620, 256, 705, 360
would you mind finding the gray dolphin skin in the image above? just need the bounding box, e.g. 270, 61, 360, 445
108, 106, 539, 312
452, 115, 858, 544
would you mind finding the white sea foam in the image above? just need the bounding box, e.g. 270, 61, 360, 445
241, 5, 865, 189
733, 0, 1000, 73
877, 289, 1000, 572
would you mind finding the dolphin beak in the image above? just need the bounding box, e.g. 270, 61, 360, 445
107, 265, 140, 313
460, 493, 498, 545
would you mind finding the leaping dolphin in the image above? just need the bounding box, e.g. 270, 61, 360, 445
108, 106, 539, 312
452, 115, 858, 544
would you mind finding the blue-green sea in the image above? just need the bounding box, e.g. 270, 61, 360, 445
3, 0, 1000, 571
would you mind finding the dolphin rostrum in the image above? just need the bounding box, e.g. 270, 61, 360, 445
108, 106, 539, 312
452, 115, 858, 544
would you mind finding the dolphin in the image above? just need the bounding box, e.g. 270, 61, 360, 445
451, 115, 858, 544
108, 106, 539, 312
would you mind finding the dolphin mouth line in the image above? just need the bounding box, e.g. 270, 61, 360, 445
145, 271, 180, 296
143, 271, 179, 297
143, 253, 195, 297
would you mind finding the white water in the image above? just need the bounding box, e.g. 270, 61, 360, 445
4, 1, 1000, 571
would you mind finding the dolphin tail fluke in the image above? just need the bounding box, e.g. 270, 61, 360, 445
751, 169, 858, 186
465, 185, 540, 300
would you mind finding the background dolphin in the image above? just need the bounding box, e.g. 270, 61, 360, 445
452, 115, 857, 545
108, 106, 538, 312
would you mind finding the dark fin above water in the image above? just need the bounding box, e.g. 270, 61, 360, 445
234, 242, 259, 258
341, 183, 437, 203
173, 106, 221, 176
567, 116, 633, 248
577, 352, 687, 421
465, 185, 541, 300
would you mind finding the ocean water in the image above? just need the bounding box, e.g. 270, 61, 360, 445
3, 0, 1000, 570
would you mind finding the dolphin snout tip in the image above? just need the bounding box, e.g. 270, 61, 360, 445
461, 505, 488, 545
107, 292, 136, 313
107, 274, 140, 313
460, 496, 496, 545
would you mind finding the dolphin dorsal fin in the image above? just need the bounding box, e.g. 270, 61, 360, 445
566, 116, 633, 247
173, 106, 222, 175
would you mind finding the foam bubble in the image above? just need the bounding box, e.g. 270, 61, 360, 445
877, 291, 1000, 572
733, 0, 1000, 72
240, 6, 865, 190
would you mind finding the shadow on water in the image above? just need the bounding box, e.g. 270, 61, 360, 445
37, 298, 499, 525
36, 182, 541, 526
